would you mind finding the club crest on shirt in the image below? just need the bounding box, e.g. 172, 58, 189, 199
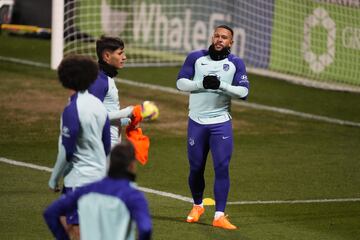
223, 64, 230, 71
188, 137, 195, 146
62, 126, 71, 138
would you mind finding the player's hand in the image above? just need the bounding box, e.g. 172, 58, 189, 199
54, 187, 61, 193
203, 75, 220, 89
120, 117, 131, 126
48, 180, 61, 192
49, 186, 61, 193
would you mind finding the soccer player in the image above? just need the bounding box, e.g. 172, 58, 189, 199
88, 36, 134, 147
48, 55, 111, 238
44, 142, 152, 240
176, 25, 249, 230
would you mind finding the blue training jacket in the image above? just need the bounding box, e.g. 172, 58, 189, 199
44, 177, 152, 240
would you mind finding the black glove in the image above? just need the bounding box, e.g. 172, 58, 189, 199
203, 75, 220, 89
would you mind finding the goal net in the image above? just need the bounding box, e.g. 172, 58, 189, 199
53, 0, 360, 87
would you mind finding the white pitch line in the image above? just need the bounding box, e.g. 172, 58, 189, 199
2, 56, 360, 93
1, 57, 359, 127
137, 186, 193, 203
247, 67, 360, 94
228, 198, 360, 205
0, 157, 53, 172
0, 56, 50, 68
116, 78, 360, 128
1, 157, 360, 205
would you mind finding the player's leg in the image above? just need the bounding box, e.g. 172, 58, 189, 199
209, 120, 233, 212
67, 225, 80, 240
59, 216, 70, 234
60, 214, 79, 240
58, 187, 74, 238
209, 120, 237, 229
187, 118, 210, 204
186, 118, 209, 222
63, 187, 81, 239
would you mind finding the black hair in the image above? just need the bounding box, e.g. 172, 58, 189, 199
96, 36, 125, 61
57, 55, 99, 91
108, 141, 136, 178
215, 25, 234, 37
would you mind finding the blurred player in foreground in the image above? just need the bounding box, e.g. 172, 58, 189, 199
48, 55, 111, 238
176, 25, 249, 229
44, 142, 152, 240
89, 36, 134, 147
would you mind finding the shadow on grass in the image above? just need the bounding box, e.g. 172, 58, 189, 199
151, 214, 213, 227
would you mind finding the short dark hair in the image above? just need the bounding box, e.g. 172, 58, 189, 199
96, 36, 125, 60
215, 25, 234, 37
108, 141, 135, 178
57, 55, 99, 91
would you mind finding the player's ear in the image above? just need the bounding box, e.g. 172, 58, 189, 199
229, 39, 234, 48
128, 160, 137, 174
102, 50, 111, 63
210, 34, 216, 44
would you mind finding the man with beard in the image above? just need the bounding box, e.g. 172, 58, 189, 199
176, 25, 249, 230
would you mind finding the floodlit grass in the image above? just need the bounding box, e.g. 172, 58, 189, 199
120, 67, 360, 123
1, 37, 360, 239
0, 63, 360, 240
0, 33, 50, 64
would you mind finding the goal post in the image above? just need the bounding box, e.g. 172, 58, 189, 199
51, 0, 64, 70
52, 0, 360, 87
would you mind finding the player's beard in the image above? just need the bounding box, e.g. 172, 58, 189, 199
208, 44, 231, 61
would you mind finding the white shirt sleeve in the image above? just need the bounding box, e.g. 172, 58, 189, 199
176, 78, 204, 92
108, 106, 134, 122
48, 142, 70, 190
219, 81, 249, 98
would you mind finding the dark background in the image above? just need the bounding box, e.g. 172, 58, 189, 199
12, 0, 51, 28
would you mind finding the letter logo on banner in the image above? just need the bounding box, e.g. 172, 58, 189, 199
303, 8, 336, 73
342, 27, 360, 50
101, 0, 128, 36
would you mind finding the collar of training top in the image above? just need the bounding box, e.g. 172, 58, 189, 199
208, 44, 231, 61
98, 60, 118, 78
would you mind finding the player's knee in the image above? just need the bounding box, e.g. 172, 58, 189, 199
68, 225, 80, 240
214, 164, 229, 179
190, 168, 202, 175
190, 162, 205, 172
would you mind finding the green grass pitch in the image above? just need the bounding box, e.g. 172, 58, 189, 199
0, 34, 360, 239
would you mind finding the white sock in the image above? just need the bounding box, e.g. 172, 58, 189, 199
214, 211, 224, 220
194, 202, 203, 208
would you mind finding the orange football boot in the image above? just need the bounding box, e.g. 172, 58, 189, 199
212, 215, 237, 230
186, 205, 205, 223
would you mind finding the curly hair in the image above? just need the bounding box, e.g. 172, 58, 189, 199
57, 55, 99, 91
